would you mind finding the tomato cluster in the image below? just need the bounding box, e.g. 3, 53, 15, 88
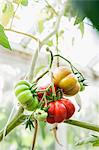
14, 66, 85, 124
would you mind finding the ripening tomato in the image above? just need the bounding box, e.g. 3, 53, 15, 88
53, 66, 80, 96
47, 98, 75, 124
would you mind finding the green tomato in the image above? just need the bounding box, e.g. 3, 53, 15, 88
80, 82, 85, 91
17, 90, 33, 104
34, 109, 48, 121
14, 80, 38, 111
14, 84, 29, 96
15, 80, 31, 88
25, 97, 39, 111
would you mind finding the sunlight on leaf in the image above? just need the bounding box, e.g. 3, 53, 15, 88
74, 13, 85, 25
78, 22, 84, 37
1, 2, 14, 26
38, 19, 44, 33
21, 0, 28, 6
0, 24, 11, 50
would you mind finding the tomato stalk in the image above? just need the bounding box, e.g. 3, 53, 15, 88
31, 120, 38, 150
64, 119, 99, 132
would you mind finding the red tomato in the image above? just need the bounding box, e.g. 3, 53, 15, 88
47, 98, 75, 124
61, 98, 75, 119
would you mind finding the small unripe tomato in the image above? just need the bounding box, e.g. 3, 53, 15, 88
47, 98, 75, 124
14, 80, 38, 111
53, 66, 80, 96
34, 109, 48, 121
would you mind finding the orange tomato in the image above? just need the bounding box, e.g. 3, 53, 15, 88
53, 66, 80, 96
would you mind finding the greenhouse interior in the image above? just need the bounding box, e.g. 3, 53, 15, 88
0, 0, 99, 150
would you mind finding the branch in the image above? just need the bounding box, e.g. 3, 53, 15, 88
10, 3, 20, 28
31, 120, 38, 150
65, 119, 99, 132
44, 0, 58, 16
5, 28, 39, 42
41, 2, 66, 46
0, 106, 26, 141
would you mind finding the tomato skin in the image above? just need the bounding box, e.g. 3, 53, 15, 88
47, 98, 75, 124
34, 109, 48, 121
14, 80, 38, 111
60, 98, 75, 119
53, 67, 80, 96
47, 100, 67, 124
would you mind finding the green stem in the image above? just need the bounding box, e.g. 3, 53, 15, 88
44, 0, 58, 16
65, 119, 99, 132
0, 107, 27, 141
31, 120, 38, 150
5, 28, 39, 42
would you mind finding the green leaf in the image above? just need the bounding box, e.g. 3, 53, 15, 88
47, 40, 53, 47
0, 24, 11, 49
74, 13, 85, 25
72, 0, 99, 31
76, 135, 99, 146
1, 2, 14, 26
21, 0, 28, 6
78, 22, 84, 37
38, 19, 44, 33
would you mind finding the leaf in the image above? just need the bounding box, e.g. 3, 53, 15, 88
74, 13, 85, 25
72, 0, 99, 31
76, 135, 99, 147
1, 2, 14, 26
38, 19, 44, 33
21, 0, 28, 6
47, 40, 53, 47
78, 22, 84, 37
0, 24, 11, 49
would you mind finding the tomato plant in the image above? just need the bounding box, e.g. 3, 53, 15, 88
0, 0, 99, 150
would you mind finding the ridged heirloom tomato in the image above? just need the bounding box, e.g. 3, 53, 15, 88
53, 66, 80, 96
14, 80, 38, 111
47, 98, 75, 124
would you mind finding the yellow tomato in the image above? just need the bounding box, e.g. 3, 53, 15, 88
53, 66, 80, 96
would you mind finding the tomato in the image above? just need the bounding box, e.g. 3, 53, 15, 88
47, 98, 75, 124
34, 109, 48, 121
14, 80, 38, 111
37, 84, 57, 101
53, 66, 80, 96
61, 98, 75, 119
